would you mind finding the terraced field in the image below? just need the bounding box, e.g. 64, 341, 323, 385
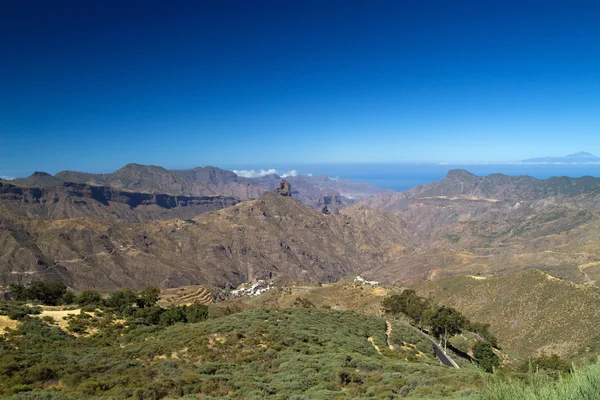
159, 285, 213, 307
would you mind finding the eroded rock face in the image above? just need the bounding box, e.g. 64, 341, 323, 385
0, 181, 240, 222
277, 180, 292, 197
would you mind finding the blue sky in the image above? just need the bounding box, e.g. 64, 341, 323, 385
2, 0, 600, 177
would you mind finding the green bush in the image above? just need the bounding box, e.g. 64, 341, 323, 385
186, 302, 209, 323
76, 290, 102, 307
0, 303, 41, 321
159, 306, 187, 326
9, 280, 67, 306
473, 341, 500, 372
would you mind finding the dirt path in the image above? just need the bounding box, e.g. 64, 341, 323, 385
367, 337, 383, 355
385, 321, 395, 350
578, 264, 594, 284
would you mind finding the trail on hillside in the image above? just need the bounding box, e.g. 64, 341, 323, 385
368, 337, 383, 355
385, 321, 395, 350
578, 264, 594, 284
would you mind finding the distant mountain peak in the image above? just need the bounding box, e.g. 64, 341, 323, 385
31, 171, 53, 177
521, 152, 600, 164
446, 169, 476, 179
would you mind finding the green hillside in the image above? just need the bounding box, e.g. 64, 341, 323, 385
412, 269, 600, 362
0, 308, 482, 399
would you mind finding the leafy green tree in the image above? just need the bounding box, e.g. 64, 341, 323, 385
426, 306, 467, 351
136, 286, 160, 308
186, 302, 209, 323
105, 288, 138, 312
8, 283, 27, 301
133, 306, 165, 325
467, 321, 499, 348
9, 280, 67, 305
159, 306, 187, 326
61, 290, 77, 305
77, 290, 102, 307
520, 354, 572, 377
473, 341, 500, 372
381, 290, 431, 330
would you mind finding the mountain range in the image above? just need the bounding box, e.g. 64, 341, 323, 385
10, 163, 389, 210
2, 164, 600, 293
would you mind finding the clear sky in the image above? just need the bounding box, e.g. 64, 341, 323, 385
1, 0, 600, 178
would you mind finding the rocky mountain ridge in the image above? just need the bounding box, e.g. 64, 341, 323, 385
0, 191, 418, 291
12, 163, 390, 209
0, 180, 239, 222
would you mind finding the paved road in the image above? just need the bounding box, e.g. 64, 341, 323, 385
398, 321, 460, 369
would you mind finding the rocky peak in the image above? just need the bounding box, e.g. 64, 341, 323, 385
31, 171, 53, 177
445, 169, 476, 180
277, 180, 292, 197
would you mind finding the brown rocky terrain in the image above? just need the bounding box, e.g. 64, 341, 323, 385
3, 168, 600, 293
356, 170, 600, 285
0, 180, 239, 222
12, 163, 390, 209
0, 191, 419, 291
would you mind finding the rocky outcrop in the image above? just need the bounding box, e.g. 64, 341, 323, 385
277, 180, 292, 197
0, 181, 239, 222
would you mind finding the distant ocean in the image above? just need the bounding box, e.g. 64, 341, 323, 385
227, 163, 600, 192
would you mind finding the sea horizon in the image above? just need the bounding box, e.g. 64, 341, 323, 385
221, 162, 600, 192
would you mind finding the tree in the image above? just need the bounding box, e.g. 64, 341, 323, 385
105, 288, 138, 312
9, 283, 27, 301
426, 306, 467, 352
9, 280, 67, 306
467, 321, 499, 348
136, 287, 160, 309
77, 290, 102, 307
61, 290, 77, 305
159, 306, 188, 326
473, 341, 500, 372
186, 302, 209, 323
520, 354, 572, 377
382, 290, 431, 330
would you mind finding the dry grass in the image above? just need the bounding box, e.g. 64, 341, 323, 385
0, 316, 19, 334
39, 308, 82, 329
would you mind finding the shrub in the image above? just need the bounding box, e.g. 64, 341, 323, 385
159, 306, 187, 326
76, 290, 102, 307
136, 287, 160, 309
9, 280, 67, 306
473, 341, 500, 373
186, 302, 209, 323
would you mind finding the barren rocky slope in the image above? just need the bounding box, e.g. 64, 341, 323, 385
356, 170, 600, 285
0, 180, 239, 222
0, 192, 418, 291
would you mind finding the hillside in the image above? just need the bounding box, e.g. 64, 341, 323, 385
357, 170, 600, 286
0, 192, 419, 291
412, 270, 600, 361
0, 307, 481, 399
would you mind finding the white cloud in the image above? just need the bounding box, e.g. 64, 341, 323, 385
280, 170, 298, 178
1, 175, 15, 180
233, 168, 299, 178
307, 173, 313, 177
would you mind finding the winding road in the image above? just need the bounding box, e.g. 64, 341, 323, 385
397, 321, 460, 368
